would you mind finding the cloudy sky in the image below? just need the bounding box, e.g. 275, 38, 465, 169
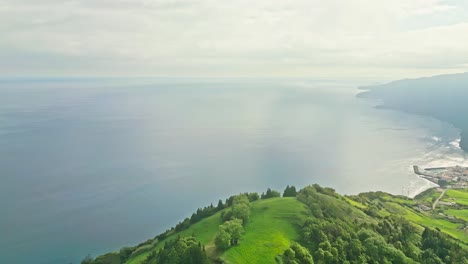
1, 0, 468, 79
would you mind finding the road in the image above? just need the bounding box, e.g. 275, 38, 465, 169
432, 189, 447, 210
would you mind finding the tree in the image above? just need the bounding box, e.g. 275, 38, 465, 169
221, 218, 244, 245
215, 219, 245, 249
421, 249, 443, 264
215, 230, 231, 249
222, 194, 251, 223
119, 247, 134, 263
248, 192, 260, 202
145, 237, 208, 264
232, 194, 250, 206
290, 242, 314, 264
283, 185, 298, 197
261, 188, 281, 199
81, 255, 94, 264
231, 202, 250, 223
217, 199, 224, 210
182, 243, 210, 264
281, 242, 315, 263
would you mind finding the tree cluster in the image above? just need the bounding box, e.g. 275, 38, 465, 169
215, 194, 252, 250
283, 185, 298, 197
80, 247, 136, 264
143, 236, 209, 264
214, 219, 245, 249
261, 188, 281, 199
222, 194, 251, 224
225, 192, 259, 206
171, 198, 233, 234
295, 185, 468, 264
168, 192, 257, 235
280, 242, 314, 264
421, 228, 467, 263
189, 204, 218, 225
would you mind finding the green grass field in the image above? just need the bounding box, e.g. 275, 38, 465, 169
401, 209, 465, 242
222, 198, 307, 264
445, 209, 468, 222
125, 197, 307, 264
446, 189, 468, 206
379, 195, 468, 243
126, 211, 223, 264
345, 191, 468, 244
344, 197, 367, 209
415, 188, 441, 204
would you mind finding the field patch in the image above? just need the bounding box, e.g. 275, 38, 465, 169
221, 198, 307, 264
446, 189, 468, 206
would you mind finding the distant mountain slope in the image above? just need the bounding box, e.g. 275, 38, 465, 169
359, 72, 468, 152
82, 185, 468, 264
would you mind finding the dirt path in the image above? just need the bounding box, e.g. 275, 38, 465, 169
205, 238, 221, 262
432, 189, 447, 210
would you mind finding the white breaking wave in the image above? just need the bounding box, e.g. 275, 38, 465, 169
407, 178, 438, 198
405, 132, 468, 197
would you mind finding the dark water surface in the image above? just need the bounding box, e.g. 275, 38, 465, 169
0, 78, 464, 263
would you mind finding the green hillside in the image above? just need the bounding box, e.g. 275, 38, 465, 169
83, 185, 468, 264
221, 197, 307, 263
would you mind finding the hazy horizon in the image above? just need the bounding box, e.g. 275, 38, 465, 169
2, 0, 468, 79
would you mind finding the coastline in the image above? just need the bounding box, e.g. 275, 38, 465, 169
357, 73, 468, 153
356, 81, 467, 198
410, 178, 438, 198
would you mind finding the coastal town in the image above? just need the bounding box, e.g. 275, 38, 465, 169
413, 165, 468, 234
413, 165, 468, 189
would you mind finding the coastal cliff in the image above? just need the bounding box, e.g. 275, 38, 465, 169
358, 72, 468, 152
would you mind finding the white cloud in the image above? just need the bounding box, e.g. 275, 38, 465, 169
0, 0, 467, 78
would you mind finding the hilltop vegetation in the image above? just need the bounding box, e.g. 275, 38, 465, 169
83, 185, 468, 264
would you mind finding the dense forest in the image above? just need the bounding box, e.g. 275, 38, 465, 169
82, 185, 468, 264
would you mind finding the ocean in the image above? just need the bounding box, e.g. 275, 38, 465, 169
0, 78, 465, 263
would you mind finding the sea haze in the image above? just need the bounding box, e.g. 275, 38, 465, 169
0, 78, 464, 264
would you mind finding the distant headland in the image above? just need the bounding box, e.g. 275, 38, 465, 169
358, 72, 468, 152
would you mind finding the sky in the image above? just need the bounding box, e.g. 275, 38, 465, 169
1, 0, 468, 79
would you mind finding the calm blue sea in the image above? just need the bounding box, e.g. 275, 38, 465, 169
0, 78, 465, 263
